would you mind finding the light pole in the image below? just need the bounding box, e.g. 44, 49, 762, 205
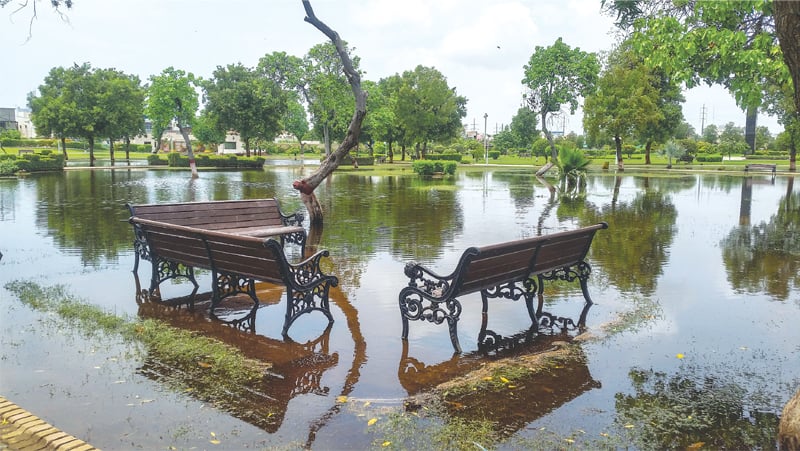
483, 113, 488, 165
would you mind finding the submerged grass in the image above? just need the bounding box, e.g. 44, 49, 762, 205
4, 280, 268, 387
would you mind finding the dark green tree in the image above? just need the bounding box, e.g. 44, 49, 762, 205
522, 37, 599, 175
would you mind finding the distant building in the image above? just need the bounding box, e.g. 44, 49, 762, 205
0, 108, 18, 133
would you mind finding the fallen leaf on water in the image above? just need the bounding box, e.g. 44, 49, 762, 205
210, 439, 220, 445
565, 438, 575, 444
482, 376, 493, 381
382, 441, 391, 447
363, 401, 371, 407
210, 432, 216, 437
507, 385, 517, 389
624, 424, 635, 429
368, 418, 378, 426
198, 361, 213, 368
600, 432, 609, 437
687, 442, 705, 450
499, 376, 510, 383
336, 396, 348, 403
676, 353, 685, 359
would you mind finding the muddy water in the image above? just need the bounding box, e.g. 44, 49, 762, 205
0, 166, 798, 449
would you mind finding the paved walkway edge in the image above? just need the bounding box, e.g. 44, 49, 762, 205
0, 396, 98, 451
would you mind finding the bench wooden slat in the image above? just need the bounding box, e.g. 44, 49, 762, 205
400, 222, 607, 353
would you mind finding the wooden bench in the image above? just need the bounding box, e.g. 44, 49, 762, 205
744, 163, 777, 177
130, 217, 338, 336
126, 198, 307, 272
399, 222, 608, 353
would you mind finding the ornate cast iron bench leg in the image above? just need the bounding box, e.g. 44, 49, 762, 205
537, 261, 595, 306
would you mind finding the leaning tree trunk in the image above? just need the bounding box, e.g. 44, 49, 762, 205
179, 126, 199, 178
60, 137, 68, 160
614, 135, 625, 171
293, 0, 367, 225
775, 0, 800, 172
535, 112, 557, 176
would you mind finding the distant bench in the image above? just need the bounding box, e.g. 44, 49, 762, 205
126, 198, 307, 271
744, 163, 777, 176
129, 217, 337, 336
399, 223, 608, 353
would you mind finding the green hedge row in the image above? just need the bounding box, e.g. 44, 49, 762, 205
426, 153, 463, 162
161, 152, 265, 168
412, 160, 457, 176
0, 153, 66, 175
695, 154, 723, 163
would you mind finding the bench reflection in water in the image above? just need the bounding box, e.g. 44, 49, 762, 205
399, 304, 600, 437
134, 273, 339, 433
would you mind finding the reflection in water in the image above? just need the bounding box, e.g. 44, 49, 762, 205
399, 304, 599, 437
721, 178, 800, 301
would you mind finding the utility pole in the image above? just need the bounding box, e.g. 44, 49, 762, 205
700, 104, 707, 138
483, 113, 488, 165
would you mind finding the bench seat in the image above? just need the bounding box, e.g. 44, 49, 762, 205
399, 222, 608, 353
130, 217, 337, 336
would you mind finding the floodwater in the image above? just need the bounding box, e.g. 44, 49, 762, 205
0, 165, 798, 449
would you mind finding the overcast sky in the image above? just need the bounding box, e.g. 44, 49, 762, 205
2, 0, 782, 136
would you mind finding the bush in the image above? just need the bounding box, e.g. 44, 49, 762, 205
147, 154, 167, 165
412, 160, 457, 176
15, 154, 65, 172
488, 150, 500, 160
0, 138, 56, 148
0, 159, 19, 176
165, 152, 265, 168
426, 152, 462, 162
695, 154, 723, 163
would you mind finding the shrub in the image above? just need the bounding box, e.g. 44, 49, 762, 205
488, 150, 500, 160
426, 152, 462, 162
0, 159, 19, 176
412, 160, 435, 175
695, 154, 723, 163
147, 154, 167, 165
15, 154, 65, 172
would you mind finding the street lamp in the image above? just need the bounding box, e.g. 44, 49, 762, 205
483, 113, 488, 165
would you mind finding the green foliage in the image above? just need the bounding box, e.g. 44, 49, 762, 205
0, 158, 19, 176
14, 153, 65, 172
348, 156, 375, 166
147, 154, 167, 165
0, 129, 22, 140
1, 138, 56, 147
695, 154, 723, 163
488, 150, 500, 160
557, 146, 590, 175
425, 153, 462, 162
412, 160, 457, 176
658, 139, 685, 167
165, 152, 264, 168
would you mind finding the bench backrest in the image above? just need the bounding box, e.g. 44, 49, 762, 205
132, 217, 286, 285
457, 223, 608, 296
127, 199, 293, 231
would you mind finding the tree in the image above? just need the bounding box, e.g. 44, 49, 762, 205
719, 122, 749, 159
394, 65, 467, 159
508, 107, 539, 150
304, 41, 358, 156
658, 139, 685, 169
702, 124, 719, 144
98, 68, 145, 165
202, 63, 288, 157
191, 110, 225, 151
147, 67, 201, 177
522, 37, 599, 175
291, 0, 367, 225
28, 66, 78, 160
283, 98, 310, 155
583, 46, 662, 171
603, 0, 798, 171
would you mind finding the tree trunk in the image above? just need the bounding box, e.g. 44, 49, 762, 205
109, 139, 115, 165
294, 0, 367, 225
645, 139, 652, 165
125, 136, 131, 163
614, 135, 624, 171
388, 141, 394, 163
745, 105, 757, 153
179, 126, 199, 178
88, 136, 95, 167
535, 111, 557, 176
60, 137, 68, 160
775, 0, 800, 172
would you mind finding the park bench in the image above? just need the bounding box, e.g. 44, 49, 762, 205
744, 163, 777, 177
126, 198, 307, 271
399, 222, 608, 353
129, 217, 337, 336
17, 149, 34, 156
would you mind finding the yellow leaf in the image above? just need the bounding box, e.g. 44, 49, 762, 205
368, 418, 378, 426
198, 361, 213, 368
364, 401, 371, 407
507, 385, 517, 389
210, 432, 216, 437
600, 432, 609, 437
500, 376, 510, 383
482, 376, 493, 381
687, 442, 705, 450
210, 439, 221, 445
565, 438, 575, 444
624, 424, 635, 429
382, 441, 392, 447
336, 396, 348, 403
676, 353, 685, 359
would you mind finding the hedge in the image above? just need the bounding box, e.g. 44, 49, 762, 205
695, 154, 723, 163
426, 153, 463, 162
165, 152, 265, 168
15, 153, 66, 172
412, 160, 457, 176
